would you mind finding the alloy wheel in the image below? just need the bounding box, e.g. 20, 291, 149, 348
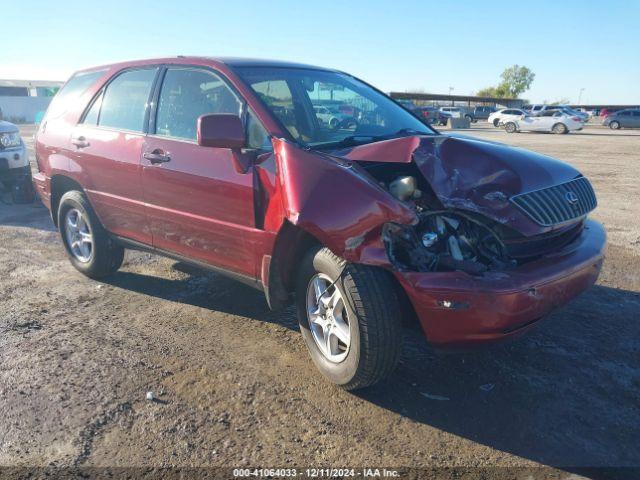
306, 273, 351, 363
64, 208, 94, 263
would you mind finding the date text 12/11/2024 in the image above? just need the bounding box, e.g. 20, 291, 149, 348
232, 468, 401, 477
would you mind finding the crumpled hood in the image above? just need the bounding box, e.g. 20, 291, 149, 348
333, 134, 582, 236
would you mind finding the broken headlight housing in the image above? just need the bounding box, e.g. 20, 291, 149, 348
383, 211, 515, 275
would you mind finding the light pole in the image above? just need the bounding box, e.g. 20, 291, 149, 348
448, 86, 454, 105
578, 88, 585, 105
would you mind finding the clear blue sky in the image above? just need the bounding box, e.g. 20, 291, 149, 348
4, 0, 639, 104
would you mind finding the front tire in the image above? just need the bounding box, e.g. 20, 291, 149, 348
492, 118, 500, 127
58, 190, 124, 279
609, 121, 620, 130
296, 247, 402, 390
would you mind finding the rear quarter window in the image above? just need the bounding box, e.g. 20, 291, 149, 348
43, 70, 106, 122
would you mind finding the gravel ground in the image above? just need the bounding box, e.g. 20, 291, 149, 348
0, 123, 638, 476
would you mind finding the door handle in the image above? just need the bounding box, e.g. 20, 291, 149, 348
143, 149, 171, 164
71, 135, 90, 148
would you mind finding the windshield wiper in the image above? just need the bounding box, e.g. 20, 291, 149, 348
390, 128, 432, 137
309, 134, 387, 150
308, 128, 432, 151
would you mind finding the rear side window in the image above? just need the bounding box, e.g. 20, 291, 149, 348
43, 70, 105, 122
155, 67, 241, 141
98, 68, 158, 132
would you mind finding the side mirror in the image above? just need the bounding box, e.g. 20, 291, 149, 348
197, 114, 245, 149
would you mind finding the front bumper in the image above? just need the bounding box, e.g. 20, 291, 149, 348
0, 144, 29, 180
395, 219, 606, 346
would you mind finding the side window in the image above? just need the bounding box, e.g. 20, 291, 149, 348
155, 68, 241, 141
246, 111, 271, 151
633, 111, 640, 117
249, 79, 299, 140
619, 111, 631, 116
99, 68, 158, 132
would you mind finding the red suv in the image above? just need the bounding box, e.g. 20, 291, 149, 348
34, 57, 605, 390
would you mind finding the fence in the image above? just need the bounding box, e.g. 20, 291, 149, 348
0, 96, 53, 124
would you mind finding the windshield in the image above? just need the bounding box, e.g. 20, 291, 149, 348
234, 67, 435, 149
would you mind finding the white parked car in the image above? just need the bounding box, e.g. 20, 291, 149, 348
503, 109, 584, 134
439, 106, 474, 122
524, 104, 589, 122
488, 108, 528, 127
313, 105, 355, 129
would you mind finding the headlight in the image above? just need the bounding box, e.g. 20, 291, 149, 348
0, 132, 22, 148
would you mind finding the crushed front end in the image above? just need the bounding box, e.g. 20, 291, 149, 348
332, 135, 606, 346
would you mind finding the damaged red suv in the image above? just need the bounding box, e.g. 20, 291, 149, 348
34, 57, 605, 389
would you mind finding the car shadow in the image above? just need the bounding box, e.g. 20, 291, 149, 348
105, 264, 300, 331
0, 198, 56, 232
103, 264, 640, 472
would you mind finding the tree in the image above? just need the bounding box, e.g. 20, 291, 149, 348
500, 65, 535, 98
476, 65, 535, 99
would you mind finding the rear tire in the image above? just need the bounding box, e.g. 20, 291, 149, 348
296, 247, 402, 390
504, 122, 517, 133
552, 123, 568, 134
58, 190, 124, 279
609, 121, 620, 130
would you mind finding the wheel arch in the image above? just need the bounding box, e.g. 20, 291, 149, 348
50, 174, 86, 228
265, 220, 420, 331
265, 220, 322, 310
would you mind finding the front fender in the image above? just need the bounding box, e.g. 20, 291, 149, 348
272, 138, 417, 263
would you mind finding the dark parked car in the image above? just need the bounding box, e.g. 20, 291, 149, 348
472, 106, 496, 120
413, 106, 450, 125
34, 57, 605, 390
602, 109, 640, 129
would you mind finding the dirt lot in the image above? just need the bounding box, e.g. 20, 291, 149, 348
1, 123, 639, 475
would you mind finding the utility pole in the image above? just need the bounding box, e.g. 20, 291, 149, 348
578, 88, 585, 105
449, 86, 454, 105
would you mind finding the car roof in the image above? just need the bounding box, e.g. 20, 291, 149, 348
75, 56, 336, 75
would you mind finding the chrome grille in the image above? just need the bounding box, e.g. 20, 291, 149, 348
510, 177, 597, 226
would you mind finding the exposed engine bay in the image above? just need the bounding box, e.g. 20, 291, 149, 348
359, 162, 574, 275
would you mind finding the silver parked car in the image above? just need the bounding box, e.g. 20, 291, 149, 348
602, 109, 640, 129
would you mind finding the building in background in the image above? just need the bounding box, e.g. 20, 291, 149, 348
0, 79, 64, 123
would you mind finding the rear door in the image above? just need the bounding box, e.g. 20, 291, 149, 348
631, 111, 640, 127
71, 67, 159, 244
141, 66, 257, 277
618, 110, 632, 127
